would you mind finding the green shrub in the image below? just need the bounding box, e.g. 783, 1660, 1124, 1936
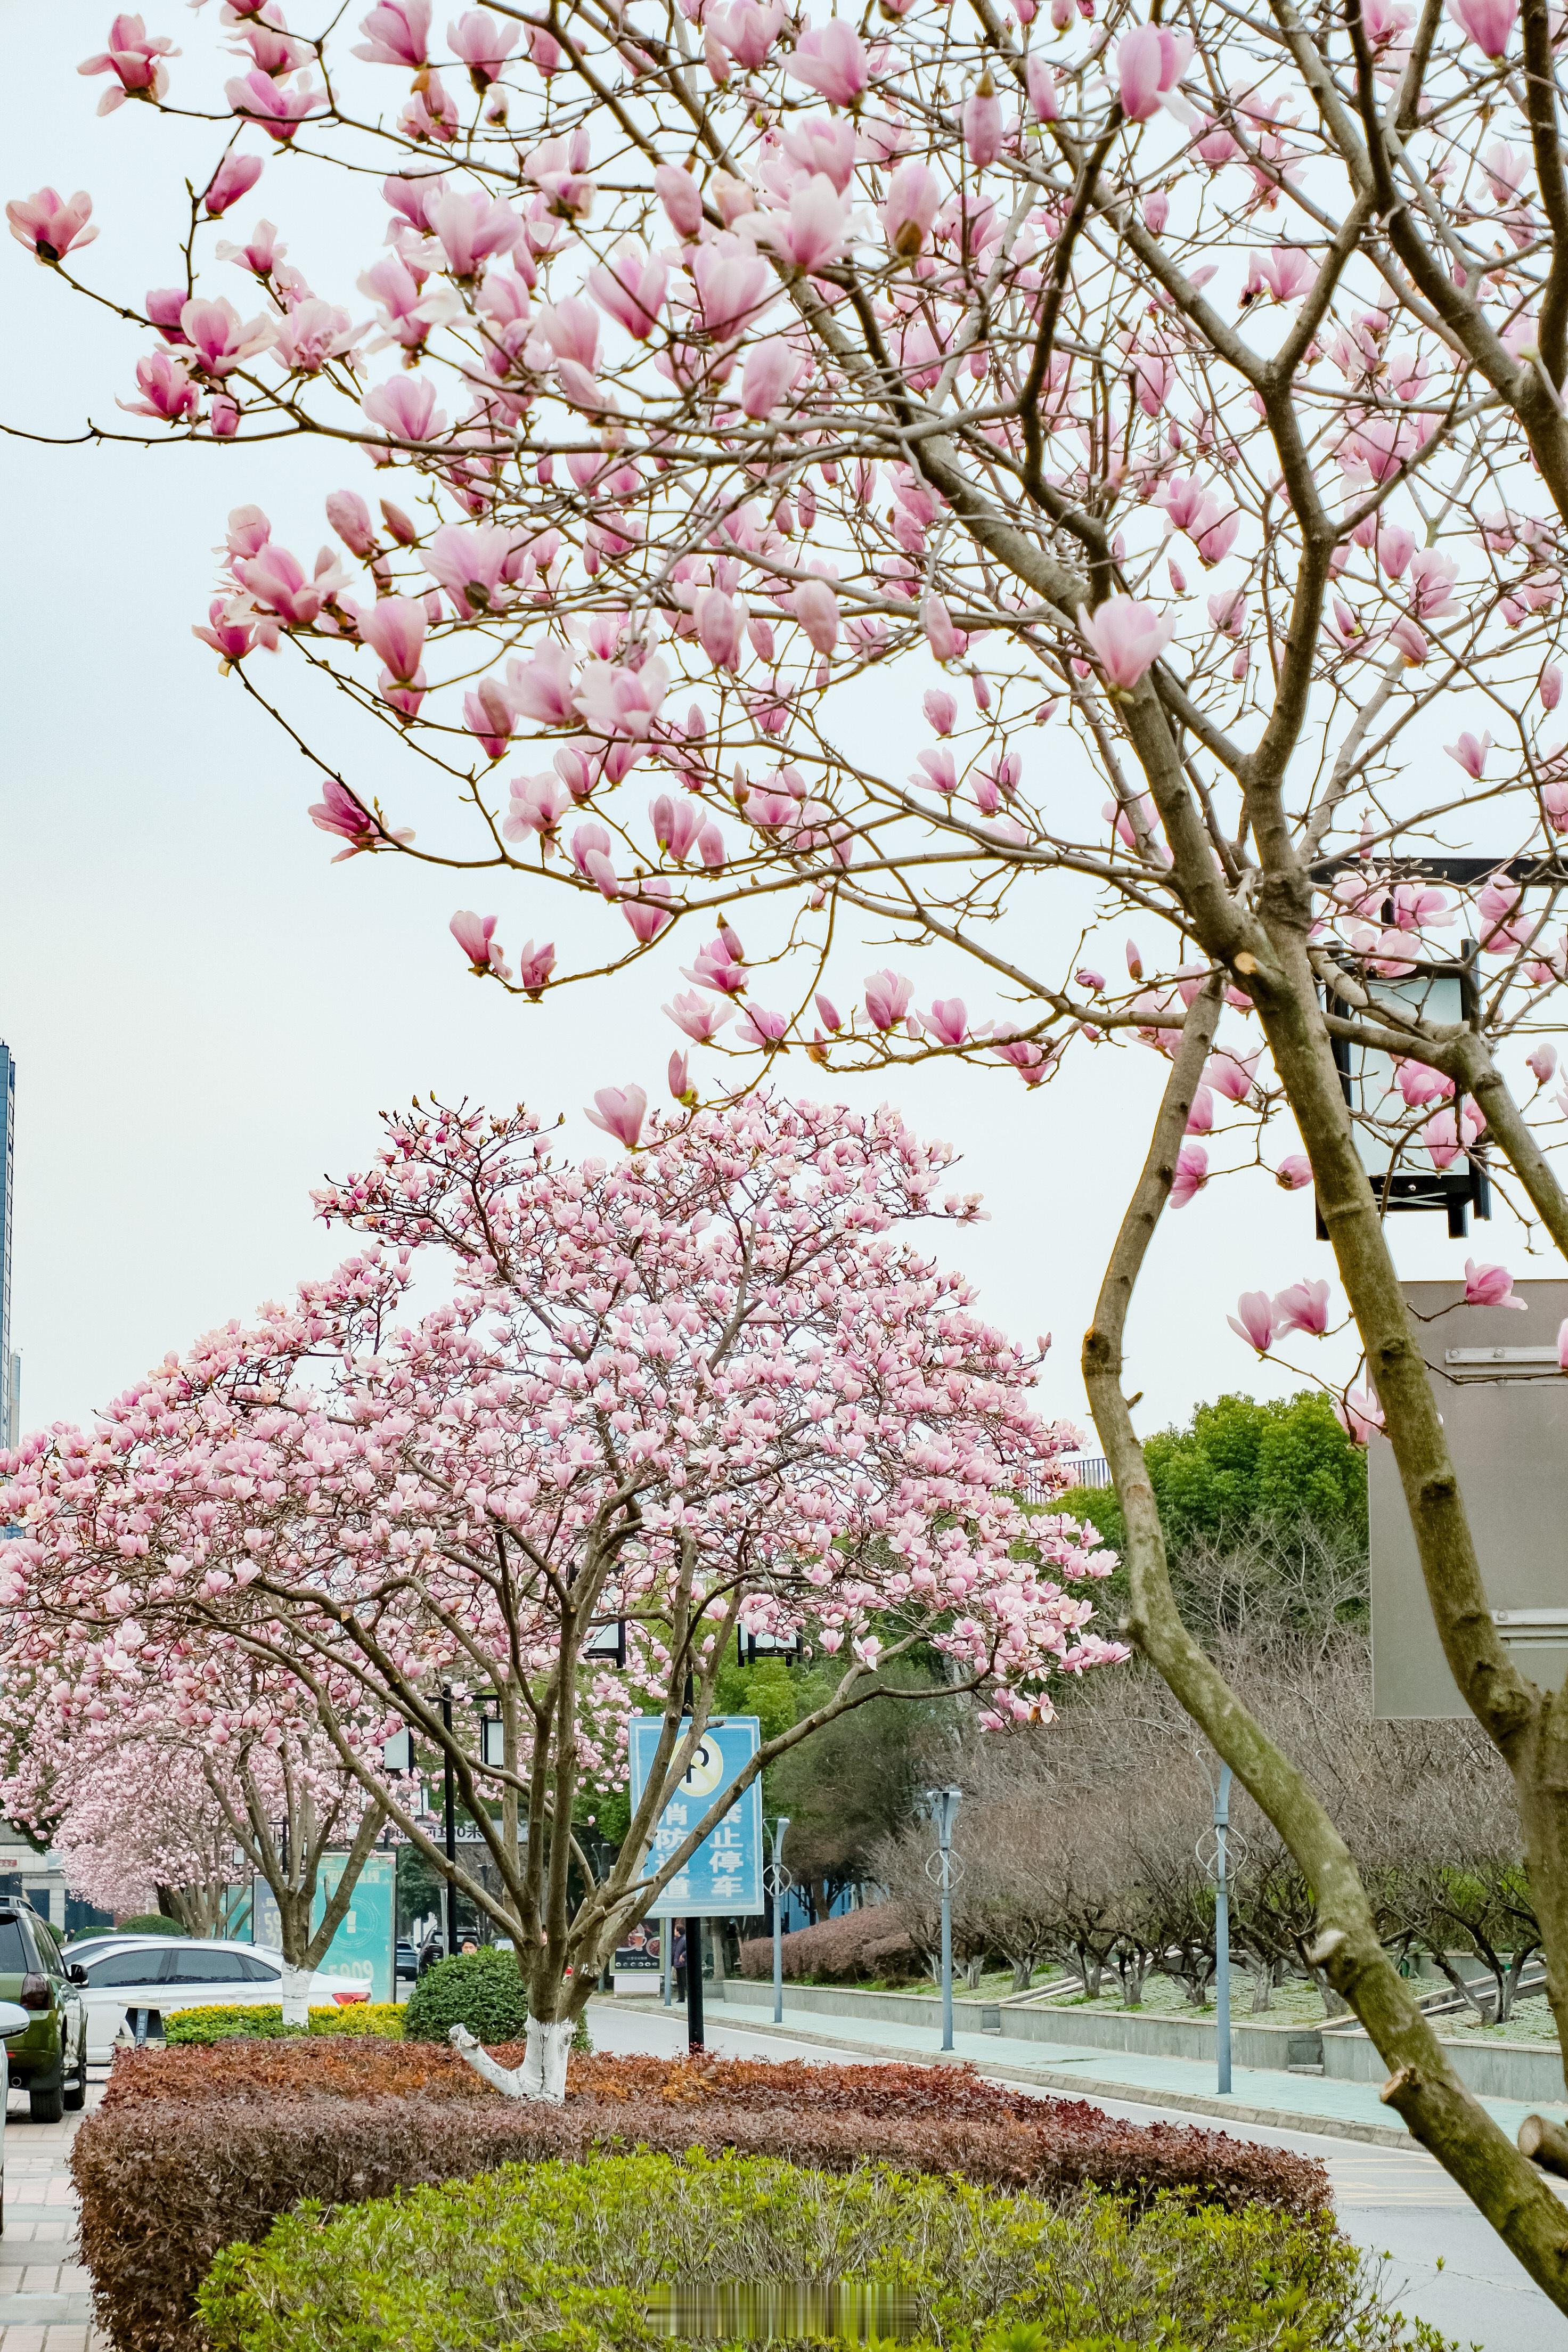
199, 2147, 1451, 2352
111, 1913, 189, 1936
403, 1947, 544, 2044
163, 2003, 404, 2046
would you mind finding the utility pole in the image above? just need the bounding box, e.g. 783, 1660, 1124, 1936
441, 1684, 459, 1958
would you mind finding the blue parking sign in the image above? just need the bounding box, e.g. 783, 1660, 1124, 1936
628, 1716, 763, 1918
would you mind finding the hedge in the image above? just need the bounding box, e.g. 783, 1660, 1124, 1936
198, 2147, 1443, 2352
162, 2004, 405, 2046
403, 1946, 529, 2041
738, 1903, 923, 1985
73, 2047, 1328, 2352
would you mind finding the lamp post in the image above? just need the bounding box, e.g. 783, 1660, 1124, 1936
1212, 1765, 1233, 2096
920, 1786, 963, 2054
765, 1817, 792, 2025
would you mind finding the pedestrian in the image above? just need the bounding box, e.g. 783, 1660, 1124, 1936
672, 1924, 687, 1999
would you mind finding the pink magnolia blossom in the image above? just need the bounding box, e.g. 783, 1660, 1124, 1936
503, 772, 569, 839
864, 969, 914, 1031
575, 654, 669, 739
1337, 1387, 1384, 1444
690, 238, 775, 342
754, 175, 851, 273
787, 19, 869, 104
1115, 22, 1190, 118
180, 295, 275, 374
1169, 1142, 1209, 1207
1204, 1050, 1259, 1102
924, 689, 958, 735
308, 779, 379, 858
924, 999, 969, 1047
881, 160, 940, 257
447, 9, 519, 85
962, 83, 1003, 166
1541, 663, 1563, 712
1444, 729, 1492, 780
654, 164, 704, 239
815, 993, 842, 1031
78, 14, 178, 111
664, 990, 733, 1043
922, 594, 963, 662
450, 908, 502, 970
224, 68, 324, 141
622, 881, 674, 943
1527, 1043, 1558, 1085
514, 939, 556, 993
584, 1083, 649, 1148
780, 114, 857, 192
428, 520, 526, 612
1079, 596, 1177, 692
1272, 1278, 1331, 1336
587, 242, 667, 338
1275, 1155, 1313, 1190
1448, 0, 1516, 53
684, 936, 749, 995
355, 0, 432, 67
1464, 1258, 1526, 1308
734, 1004, 790, 1048
1228, 1292, 1274, 1352
202, 152, 263, 218
792, 577, 840, 654
357, 597, 427, 682
428, 187, 522, 277
362, 375, 446, 441
509, 642, 578, 724
121, 349, 199, 422
741, 338, 799, 417
272, 299, 360, 374
668, 1048, 693, 1102
1025, 54, 1058, 119
7, 189, 99, 262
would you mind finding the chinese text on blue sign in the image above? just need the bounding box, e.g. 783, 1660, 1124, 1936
627, 1716, 763, 1917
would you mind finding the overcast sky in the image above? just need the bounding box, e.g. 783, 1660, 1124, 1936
2, 2, 1536, 1451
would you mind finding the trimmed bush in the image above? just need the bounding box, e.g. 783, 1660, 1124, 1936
738, 1902, 922, 1985
162, 2003, 404, 2046
73, 2048, 1329, 2352
110, 1914, 189, 1937
199, 2149, 1444, 2352
403, 1946, 528, 2042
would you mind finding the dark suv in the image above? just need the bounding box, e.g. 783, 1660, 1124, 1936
0, 1902, 87, 2121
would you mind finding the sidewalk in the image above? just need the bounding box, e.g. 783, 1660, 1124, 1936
649, 1991, 1567, 2152
0, 2082, 102, 2352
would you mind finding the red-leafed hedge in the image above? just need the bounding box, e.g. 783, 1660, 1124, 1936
74, 2044, 1328, 2352
738, 1902, 924, 1984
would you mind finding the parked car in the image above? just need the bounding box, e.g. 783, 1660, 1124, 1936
75, 1937, 368, 2061
0, 1900, 88, 2122
0, 1998, 37, 2227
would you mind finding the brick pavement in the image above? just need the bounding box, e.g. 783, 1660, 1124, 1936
0, 2073, 105, 2352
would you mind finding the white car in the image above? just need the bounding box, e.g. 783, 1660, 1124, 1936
73, 1937, 368, 2061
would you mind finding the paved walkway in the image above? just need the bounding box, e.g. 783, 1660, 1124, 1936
0, 2076, 104, 2352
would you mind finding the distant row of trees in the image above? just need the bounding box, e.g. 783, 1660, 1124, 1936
745, 1397, 1538, 2027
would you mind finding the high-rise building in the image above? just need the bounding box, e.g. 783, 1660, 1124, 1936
0, 1042, 13, 1452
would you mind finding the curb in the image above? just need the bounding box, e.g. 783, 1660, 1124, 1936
600, 1998, 1420, 2150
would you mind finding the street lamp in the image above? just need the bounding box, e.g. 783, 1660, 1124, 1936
1327, 954, 1489, 1238
765, 1817, 792, 2025
919, 1786, 963, 2054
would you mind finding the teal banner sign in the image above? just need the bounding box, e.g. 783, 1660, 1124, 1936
250, 1851, 397, 2001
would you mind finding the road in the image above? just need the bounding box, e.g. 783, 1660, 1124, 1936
589, 1996, 1564, 2350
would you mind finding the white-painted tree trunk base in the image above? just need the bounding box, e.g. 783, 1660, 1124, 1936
280, 1966, 313, 2027
448, 2016, 574, 2102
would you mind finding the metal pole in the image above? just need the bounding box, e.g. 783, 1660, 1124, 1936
922, 1785, 961, 2054
441, 1685, 459, 1959
685, 1915, 705, 2051
662, 1918, 673, 2008
1214, 1763, 1232, 2096
771, 1817, 791, 2026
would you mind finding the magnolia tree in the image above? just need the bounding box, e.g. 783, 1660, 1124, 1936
46, 1746, 240, 1937
19, 0, 1568, 2274
0, 1573, 393, 2018
0, 1095, 1108, 2095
